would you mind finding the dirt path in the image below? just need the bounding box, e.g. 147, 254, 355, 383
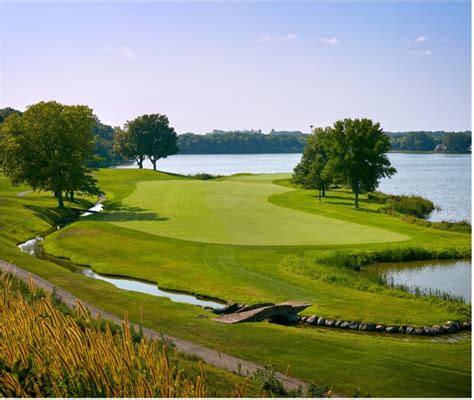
0, 260, 307, 392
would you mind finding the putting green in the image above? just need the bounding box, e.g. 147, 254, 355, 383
109, 174, 408, 246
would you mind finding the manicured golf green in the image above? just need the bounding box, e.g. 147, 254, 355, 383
0, 168, 471, 397
112, 174, 407, 245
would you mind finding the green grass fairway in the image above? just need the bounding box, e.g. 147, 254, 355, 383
111, 174, 408, 245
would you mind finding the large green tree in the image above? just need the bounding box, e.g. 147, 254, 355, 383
0, 101, 98, 208
115, 114, 178, 170
327, 118, 396, 208
442, 131, 471, 153
293, 127, 334, 200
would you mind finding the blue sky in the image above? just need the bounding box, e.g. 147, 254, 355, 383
1, 1, 471, 133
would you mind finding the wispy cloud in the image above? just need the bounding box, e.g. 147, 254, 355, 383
258, 32, 298, 43
258, 33, 276, 43
442, 38, 452, 43
411, 50, 432, 56
321, 37, 340, 45
104, 45, 136, 60
414, 35, 428, 43
285, 33, 298, 41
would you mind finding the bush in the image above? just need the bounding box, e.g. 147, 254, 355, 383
188, 173, 222, 180
252, 364, 285, 395
380, 194, 435, 219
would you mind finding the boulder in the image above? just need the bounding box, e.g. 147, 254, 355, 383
447, 320, 461, 330
406, 326, 414, 335
423, 326, 436, 336
462, 321, 471, 330
301, 316, 308, 323
325, 319, 336, 327
399, 326, 407, 334
412, 328, 425, 335
306, 315, 318, 325
432, 326, 444, 335
349, 322, 360, 330
442, 324, 457, 334
385, 326, 399, 334
359, 323, 376, 332
335, 320, 342, 328
375, 324, 385, 332
340, 321, 350, 329
317, 317, 326, 326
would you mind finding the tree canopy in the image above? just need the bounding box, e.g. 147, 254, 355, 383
293, 118, 396, 207
0, 101, 99, 208
113, 114, 178, 170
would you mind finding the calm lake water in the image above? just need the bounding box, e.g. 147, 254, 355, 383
123, 152, 471, 222
368, 260, 471, 303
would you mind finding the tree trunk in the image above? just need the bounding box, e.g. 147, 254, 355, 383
322, 186, 326, 197
57, 191, 64, 209
70, 191, 74, 202
318, 188, 322, 201
137, 156, 143, 169
151, 159, 157, 171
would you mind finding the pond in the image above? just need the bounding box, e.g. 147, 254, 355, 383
367, 259, 471, 303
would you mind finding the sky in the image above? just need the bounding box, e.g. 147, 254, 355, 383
0, 1, 471, 133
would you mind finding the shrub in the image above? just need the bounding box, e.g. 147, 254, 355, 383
188, 173, 222, 180
252, 364, 285, 395
381, 195, 435, 219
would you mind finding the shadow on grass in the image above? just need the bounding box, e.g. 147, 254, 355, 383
97, 201, 168, 222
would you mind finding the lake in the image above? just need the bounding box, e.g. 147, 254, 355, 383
119, 152, 471, 222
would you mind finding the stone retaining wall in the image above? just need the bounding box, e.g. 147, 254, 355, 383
300, 315, 471, 335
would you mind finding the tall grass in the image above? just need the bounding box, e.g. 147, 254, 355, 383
0, 273, 209, 398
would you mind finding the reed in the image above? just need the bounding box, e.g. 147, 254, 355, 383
0, 272, 209, 398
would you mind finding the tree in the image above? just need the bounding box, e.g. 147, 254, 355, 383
293, 127, 334, 200
112, 126, 144, 167
128, 114, 178, 171
327, 118, 396, 208
401, 132, 436, 151
0, 101, 98, 208
442, 131, 471, 153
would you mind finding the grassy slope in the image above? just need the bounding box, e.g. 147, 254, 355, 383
0, 169, 471, 397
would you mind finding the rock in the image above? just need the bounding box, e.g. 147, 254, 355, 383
447, 320, 462, 330
306, 315, 318, 325
340, 321, 350, 329
301, 316, 308, 323
349, 322, 360, 330
399, 326, 407, 334
359, 323, 376, 331
325, 319, 335, 327
335, 320, 342, 328
375, 324, 385, 332
432, 326, 444, 335
406, 326, 414, 335
423, 326, 436, 336
317, 317, 326, 326
385, 326, 399, 334
462, 321, 471, 330
412, 328, 425, 335
442, 324, 457, 334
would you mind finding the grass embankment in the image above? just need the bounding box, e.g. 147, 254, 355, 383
0, 169, 471, 397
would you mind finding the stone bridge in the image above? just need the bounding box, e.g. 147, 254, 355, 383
214, 301, 311, 324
